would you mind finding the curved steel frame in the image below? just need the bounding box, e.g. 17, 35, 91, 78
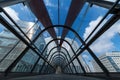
46, 50, 73, 73
0, 0, 117, 79
47, 39, 85, 73
49, 46, 73, 62
42, 52, 72, 73
49, 46, 78, 72
5, 24, 109, 75
49, 51, 69, 64
49, 51, 74, 73
33, 25, 109, 75
31, 25, 91, 74
50, 54, 66, 66
50, 54, 71, 73
39, 46, 75, 73
34, 38, 82, 73
50, 56, 71, 73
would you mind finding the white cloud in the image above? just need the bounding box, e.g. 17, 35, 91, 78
4, 7, 20, 20
83, 16, 103, 40
82, 54, 89, 59
62, 41, 70, 51
0, 7, 21, 33
44, 0, 57, 8
83, 16, 120, 54
54, 27, 58, 35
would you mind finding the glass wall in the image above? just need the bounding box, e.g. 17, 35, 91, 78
0, 0, 119, 75
0, 23, 26, 71
0, 3, 47, 73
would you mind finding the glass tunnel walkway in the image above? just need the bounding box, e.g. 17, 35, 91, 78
0, 0, 120, 80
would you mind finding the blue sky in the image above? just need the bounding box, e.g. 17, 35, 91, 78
42, 0, 120, 56
1, 0, 120, 71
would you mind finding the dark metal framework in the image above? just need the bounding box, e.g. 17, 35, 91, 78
48, 46, 75, 73
45, 46, 77, 73
0, 14, 56, 75
50, 53, 72, 73
34, 39, 78, 74
49, 51, 70, 65
33, 25, 109, 75
49, 51, 74, 73
0, 0, 120, 79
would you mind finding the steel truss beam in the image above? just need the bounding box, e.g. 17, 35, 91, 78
0, 11, 116, 75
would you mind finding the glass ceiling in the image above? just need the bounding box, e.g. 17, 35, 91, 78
0, 0, 120, 77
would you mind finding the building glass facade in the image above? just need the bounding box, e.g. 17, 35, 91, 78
0, 20, 46, 72
92, 52, 120, 72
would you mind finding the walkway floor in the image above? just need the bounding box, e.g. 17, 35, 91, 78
8, 74, 105, 80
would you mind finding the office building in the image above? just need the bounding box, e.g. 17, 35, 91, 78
92, 52, 120, 72
0, 20, 46, 72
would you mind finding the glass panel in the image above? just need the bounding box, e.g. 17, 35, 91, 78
62, 39, 74, 58
73, 59, 83, 73
65, 32, 81, 53
33, 59, 44, 73
0, 23, 26, 71
41, 63, 48, 74
44, 0, 72, 25
34, 34, 46, 54
70, 63, 76, 73
12, 49, 39, 72
60, 48, 70, 61
4, 3, 36, 22
3, 3, 40, 42
80, 51, 103, 72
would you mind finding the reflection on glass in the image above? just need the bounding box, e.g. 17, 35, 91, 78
12, 49, 39, 72
73, 59, 83, 73
33, 59, 44, 73
0, 23, 26, 71
0, 12, 45, 72
81, 51, 103, 73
